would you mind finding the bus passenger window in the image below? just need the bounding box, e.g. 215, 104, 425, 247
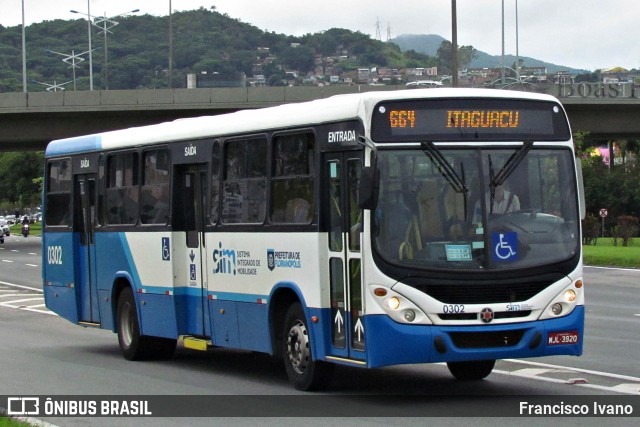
140, 149, 170, 225
210, 143, 221, 224
222, 137, 267, 224
45, 159, 72, 226
270, 133, 315, 224
105, 152, 139, 225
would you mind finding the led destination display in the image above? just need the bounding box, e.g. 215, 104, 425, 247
372, 98, 571, 142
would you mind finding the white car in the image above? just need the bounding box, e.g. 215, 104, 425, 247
0, 217, 8, 237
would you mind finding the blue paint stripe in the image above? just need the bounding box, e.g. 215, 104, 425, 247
46, 134, 102, 157
118, 233, 142, 291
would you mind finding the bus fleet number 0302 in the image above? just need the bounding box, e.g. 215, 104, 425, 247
47, 245, 63, 265
442, 304, 465, 314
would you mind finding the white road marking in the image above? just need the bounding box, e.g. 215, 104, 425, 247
493, 368, 636, 394
0, 293, 42, 298
0, 280, 42, 292
0, 281, 55, 316
585, 265, 640, 272
504, 358, 640, 382
0, 297, 46, 305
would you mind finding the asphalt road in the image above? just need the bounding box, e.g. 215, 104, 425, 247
0, 238, 638, 426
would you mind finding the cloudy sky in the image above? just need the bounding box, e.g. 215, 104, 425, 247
1, 0, 638, 71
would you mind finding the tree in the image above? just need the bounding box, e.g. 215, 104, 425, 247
436, 41, 476, 75
0, 152, 44, 210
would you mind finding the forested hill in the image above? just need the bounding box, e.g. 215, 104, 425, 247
0, 7, 441, 92
390, 34, 588, 74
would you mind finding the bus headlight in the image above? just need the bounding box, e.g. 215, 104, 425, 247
403, 309, 416, 322
564, 289, 576, 303
370, 285, 431, 325
539, 280, 583, 320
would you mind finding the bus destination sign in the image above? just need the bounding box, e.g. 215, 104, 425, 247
390, 109, 521, 130
372, 98, 570, 142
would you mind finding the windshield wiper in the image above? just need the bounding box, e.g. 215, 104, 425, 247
488, 140, 533, 214
421, 142, 468, 219
490, 140, 534, 188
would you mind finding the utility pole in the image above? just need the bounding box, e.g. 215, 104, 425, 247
501, 0, 505, 85
22, 0, 27, 92
169, 0, 173, 88
451, 0, 458, 87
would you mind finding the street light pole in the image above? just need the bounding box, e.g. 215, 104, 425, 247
93, 9, 139, 90
88, 1, 93, 90
70, 1, 94, 90
169, 0, 173, 88
46, 48, 96, 91
501, 0, 505, 85
71, 5, 138, 90
451, 0, 458, 87
515, 0, 519, 77
21, 0, 27, 93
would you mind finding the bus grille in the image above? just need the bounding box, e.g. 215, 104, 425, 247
438, 310, 531, 321
449, 330, 525, 348
416, 282, 551, 304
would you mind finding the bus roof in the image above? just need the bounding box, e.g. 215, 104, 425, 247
45, 88, 563, 157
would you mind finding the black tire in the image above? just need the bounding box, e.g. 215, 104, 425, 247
447, 359, 496, 381
116, 287, 176, 361
282, 302, 332, 391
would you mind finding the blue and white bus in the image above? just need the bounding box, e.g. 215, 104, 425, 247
43, 88, 585, 390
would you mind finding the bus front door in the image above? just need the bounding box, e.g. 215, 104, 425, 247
325, 154, 365, 362
74, 174, 99, 324
173, 164, 209, 338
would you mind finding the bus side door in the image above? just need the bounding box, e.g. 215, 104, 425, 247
173, 164, 209, 337
324, 153, 365, 361
74, 173, 99, 323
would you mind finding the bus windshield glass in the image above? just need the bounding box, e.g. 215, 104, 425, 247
372, 146, 580, 271
371, 98, 571, 142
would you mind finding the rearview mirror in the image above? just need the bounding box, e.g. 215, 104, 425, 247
358, 164, 379, 210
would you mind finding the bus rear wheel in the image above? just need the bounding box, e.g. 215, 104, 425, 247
116, 287, 176, 360
447, 360, 496, 380
282, 302, 332, 391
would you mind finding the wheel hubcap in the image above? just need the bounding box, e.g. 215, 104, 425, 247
120, 302, 133, 347
286, 320, 310, 375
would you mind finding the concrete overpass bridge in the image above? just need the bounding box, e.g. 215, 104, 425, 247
1, 84, 639, 151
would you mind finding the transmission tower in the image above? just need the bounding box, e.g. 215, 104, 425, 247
375, 17, 382, 41
386, 23, 392, 41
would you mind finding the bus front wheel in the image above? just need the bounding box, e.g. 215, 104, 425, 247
116, 287, 176, 360
447, 360, 496, 380
282, 302, 332, 391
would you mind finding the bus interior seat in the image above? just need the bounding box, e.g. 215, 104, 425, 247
443, 186, 466, 240
382, 191, 413, 259
285, 198, 311, 223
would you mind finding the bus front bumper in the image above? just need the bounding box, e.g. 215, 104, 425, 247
362, 306, 584, 368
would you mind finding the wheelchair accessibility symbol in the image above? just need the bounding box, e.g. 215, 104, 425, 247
492, 232, 518, 261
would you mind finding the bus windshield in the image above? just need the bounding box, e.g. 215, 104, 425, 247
372, 146, 580, 271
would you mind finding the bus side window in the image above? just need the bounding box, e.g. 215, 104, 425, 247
270, 132, 315, 224
222, 137, 267, 224
45, 159, 72, 227
140, 148, 170, 225
105, 152, 139, 225
210, 142, 221, 224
